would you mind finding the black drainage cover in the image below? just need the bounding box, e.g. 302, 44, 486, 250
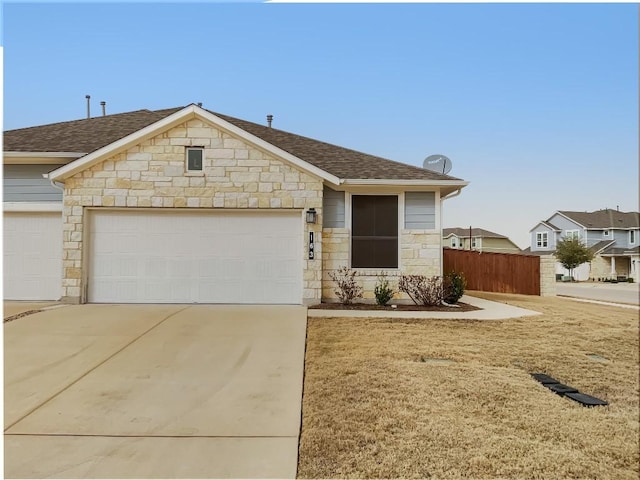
532, 373, 560, 385
565, 392, 609, 407
547, 383, 579, 396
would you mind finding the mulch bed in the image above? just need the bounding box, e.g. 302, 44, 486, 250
309, 302, 480, 312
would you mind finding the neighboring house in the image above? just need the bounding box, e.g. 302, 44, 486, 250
443, 227, 521, 254
525, 209, 640, 282
3, 104, 468, 304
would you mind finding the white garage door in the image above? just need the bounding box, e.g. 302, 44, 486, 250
88, 210, 303, 304
3, 212, 62, 300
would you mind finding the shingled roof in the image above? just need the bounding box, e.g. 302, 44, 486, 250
4, 105, 463, 182
3, 108, 183, 153
442, 227, 508, 239
556, 210, 639, 229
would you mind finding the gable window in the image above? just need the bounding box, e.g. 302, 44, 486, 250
352, 195, 398, 268
631, 230, 636, 245
536, 232, 548, 248
186, 147, 204, 172
603, 229, 610, 238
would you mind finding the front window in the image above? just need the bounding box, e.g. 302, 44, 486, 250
565, 230, 580, 240
351, 195, 398, 268
471, 237, 480, 249
536, 232, 548, 248
631, 230, 636, 244
450, 237, 458, 248
603, 229, 610, 237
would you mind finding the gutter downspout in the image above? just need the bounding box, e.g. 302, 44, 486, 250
44, 173, 65, 192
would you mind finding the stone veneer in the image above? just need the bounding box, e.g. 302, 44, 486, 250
61, 118, 323, 303
539, 255, 557, 297
590, 255, 631, 280
322, 229, 441, 302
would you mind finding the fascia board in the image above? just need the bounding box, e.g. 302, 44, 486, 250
341, 179, 469, 187
197, 108, 340, 185
4, 151, 86, 157
528, 221, 560, 233
3, 202, 63, 212
4, 152, 86, 165
48, 106, 199, 181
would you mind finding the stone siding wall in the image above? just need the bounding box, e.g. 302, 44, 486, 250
322, 229, 441, 302
61, 118, 323, 303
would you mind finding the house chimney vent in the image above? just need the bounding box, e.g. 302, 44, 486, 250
100, 101, 106, 116
267, 114, 273, 128
85, 95, 91, 119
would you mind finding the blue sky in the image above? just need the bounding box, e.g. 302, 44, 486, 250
2, 2, 638, 248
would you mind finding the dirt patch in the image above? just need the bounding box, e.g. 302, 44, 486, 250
298, 292, 639, 479
309, 301, 480, 312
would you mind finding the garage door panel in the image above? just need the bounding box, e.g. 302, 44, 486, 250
89, 211, 302, 304
3, 212, 62, 300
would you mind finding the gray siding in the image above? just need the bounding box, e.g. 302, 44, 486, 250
548, 213, 583, 232
322, 186, 345, 228
585, 229, 610, 247
3, 165, 64, 202
404, 192, 435, 229
530, 223, 556, 251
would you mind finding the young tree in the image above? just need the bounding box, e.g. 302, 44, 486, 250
554, 237, 594, 280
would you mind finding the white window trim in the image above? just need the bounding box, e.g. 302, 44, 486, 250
450, 236, 459, 248
536, 231, 549, 248
630, 230, 636, 245
603, 229, 610, 238
565, 229, 580, 240
346, 192, 402, 271
185, 146, 205, 175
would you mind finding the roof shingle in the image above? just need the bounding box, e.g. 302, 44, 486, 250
556, 210, 639, 229
4, 106, 463, 182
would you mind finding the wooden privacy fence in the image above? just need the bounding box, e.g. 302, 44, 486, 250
443, 248, 541, 295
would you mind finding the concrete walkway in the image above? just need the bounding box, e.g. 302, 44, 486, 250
307, 294, 541, 320
4, 304, 307, 479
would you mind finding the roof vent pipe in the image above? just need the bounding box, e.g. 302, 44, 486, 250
267, 114, 273, 128
100, 101, 106, 116
85, 95, 91, 119
197, 102, 202, 107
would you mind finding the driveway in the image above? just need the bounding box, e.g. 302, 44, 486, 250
556, 281, 640, 305
4, 304, 307, 478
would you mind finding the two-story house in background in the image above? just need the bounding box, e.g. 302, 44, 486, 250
443, 227, 521, 254
526, 209, 640, 282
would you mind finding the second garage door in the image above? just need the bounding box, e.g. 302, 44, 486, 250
3, 211, 62, 300
88, 210, 303, 304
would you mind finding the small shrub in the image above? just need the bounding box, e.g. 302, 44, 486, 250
627, 278, 634, 283
329, 266, 363, 305
443, 271, 466, 304
374, 272, 395, 306
398, 275, 443, 306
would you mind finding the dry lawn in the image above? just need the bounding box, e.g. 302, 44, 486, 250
298, 293, 639, 479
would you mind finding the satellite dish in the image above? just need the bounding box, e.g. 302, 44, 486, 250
423, 154, 453, 175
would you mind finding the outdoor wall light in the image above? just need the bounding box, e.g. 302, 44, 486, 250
306, 208, 317, 224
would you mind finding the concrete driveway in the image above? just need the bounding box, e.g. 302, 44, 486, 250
4, 304, 307, 478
